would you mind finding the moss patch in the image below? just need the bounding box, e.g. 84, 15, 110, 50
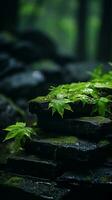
5, 176, 23, 187
78, 116, 111, 126
100, 176, 112, 183
44, 136, 78, 145
98, 140, 110, 146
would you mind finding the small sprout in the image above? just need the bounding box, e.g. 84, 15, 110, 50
89, 65, 103, 80
4, 122, 36, 153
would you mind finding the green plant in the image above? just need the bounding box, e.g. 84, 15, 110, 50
89, 65, 103, 80
4, 122, 35, 153
35, 83, 111, 117
32, 65, 112, 118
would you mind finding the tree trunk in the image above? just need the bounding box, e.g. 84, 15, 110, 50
97, 0, 112, 61
0, 0, 19, 32
76, 0, 88, 61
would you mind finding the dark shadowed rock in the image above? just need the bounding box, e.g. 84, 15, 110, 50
16, 29, 57, 61
29, 100, 95, 122
0, 70, 46, 99
25, 136, 110, 166
0, 34, 14, 54
12, 41, 39, 64
53, 53, 77, 67
6, 154, 61, 179
29, 99, 112, 140
64, 62, 112, 82
57, 167, 112, 199
67, 116, 112, 141
57, 167, 112, 188
0, 94, 24, 129
0, 55, 26, 78
0, 171, 70, 200
33, 60, 63, 85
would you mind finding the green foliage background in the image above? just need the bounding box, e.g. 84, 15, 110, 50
19, 0, 102, 60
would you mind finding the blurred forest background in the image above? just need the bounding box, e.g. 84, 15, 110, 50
0, 0, 112, 62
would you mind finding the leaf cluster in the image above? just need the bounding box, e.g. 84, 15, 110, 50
4, 122, 35, 153
34, 65, 112, 118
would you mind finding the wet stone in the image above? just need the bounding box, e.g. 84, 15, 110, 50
68, 116, 112, 141
56, 168, 112, 200
12, 41, 38, 64
0, 56, 26, 78
29, 99, 95, 119
29, 101, 112, 140
0, 94, 24, 131
39, 62, 63, 85
57, 167, 112, 188
0, 70, 46, 99
0, 171, 70, 200
17, 29, 57, 60
25, 136, 110, 166
64, 62, 112, 82
29, 101, 95, 135
0, 34, 13, 54
6, 155, 61, 179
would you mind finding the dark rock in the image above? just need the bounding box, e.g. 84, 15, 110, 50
6, 155, 61, 179
29, 99, 112, 140
64, 62, 112, 82
0, 94, 24, 130
53, 53, 77, 67
16, 29, 57, 60
29, 99, 95, 122
57, 168, 112, 199
33, 60, 63, 85
0, 70, 46, 99
12, 41, 39, 64
0, 53, 9, 68
40, 68, 62, 85
0, 34, 14, 54
0, 171, 70, 199
25, 136, 110, 166
57, 167, 112, 187
0, 55, 26, 78
67, 116, 112, 141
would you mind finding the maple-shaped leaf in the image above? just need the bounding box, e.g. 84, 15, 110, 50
49, 98, 72, 117
4, 122, 36, 152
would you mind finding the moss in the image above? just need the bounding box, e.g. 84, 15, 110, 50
94, 82, 112, 89
31, 96, 49, 103
85, 176, 92, 182
98, 140, 110, 146
100, 176, 112, 183
45, 136, 78, 145
5, 176, 23, 187
79, 116, 111, 126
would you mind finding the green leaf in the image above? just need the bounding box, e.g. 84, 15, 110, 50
90, 65, 103, 80
96, 97, 110, 116
4, 131, 18, 141
49, 98, 72, 117
4, 122, 35, 153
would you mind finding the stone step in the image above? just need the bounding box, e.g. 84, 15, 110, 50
25, 136, 111, 167
57, 167, 112, 190
0, 171, 70, 200
29, 100, 95, 119
6, 155, 61, 180
29, 101, 112, 140
56, 166, 112, 199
